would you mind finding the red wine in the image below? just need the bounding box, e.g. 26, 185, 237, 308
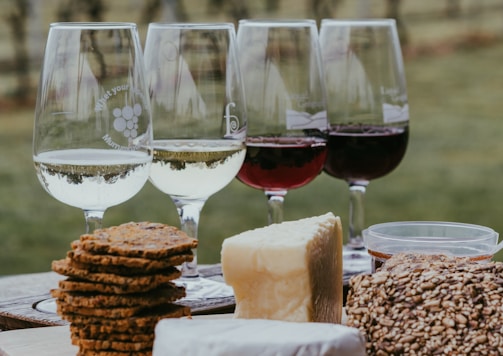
237, 137, 327, 191
324, 125, 408, 182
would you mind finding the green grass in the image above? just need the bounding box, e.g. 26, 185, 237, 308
1, 39, 503, 276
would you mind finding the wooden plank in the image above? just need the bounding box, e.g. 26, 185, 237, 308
0, 315, 235, 356
0, 265, 234, 331
0, 272, 65, 330
0, 326, 77, 356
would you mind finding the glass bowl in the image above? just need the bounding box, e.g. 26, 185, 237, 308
363, 221, 499, 272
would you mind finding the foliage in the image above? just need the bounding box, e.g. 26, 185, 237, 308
1, 0, 503, 274
0, 41, 503, 275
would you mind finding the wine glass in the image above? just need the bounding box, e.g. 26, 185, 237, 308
32, 22, 152, 312
144, 23, 246, 299
236, 19, 328, 225
319, 19, 409, 278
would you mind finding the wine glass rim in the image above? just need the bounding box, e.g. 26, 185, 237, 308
148, 22, 235, 30
238, 18, 317, 27
50, 22, 137, 29
320, 18, 396, 27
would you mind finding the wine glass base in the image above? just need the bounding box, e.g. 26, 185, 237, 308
175, 276, 234, 301
343, 245, 372, 283
35, 298, 57, 314
32, 278, 234, 315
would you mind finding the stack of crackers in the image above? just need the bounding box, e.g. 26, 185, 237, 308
51, 221, 198, 356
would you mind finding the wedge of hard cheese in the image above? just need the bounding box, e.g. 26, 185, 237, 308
221, 212, 343, 323
153, 318, 366, 356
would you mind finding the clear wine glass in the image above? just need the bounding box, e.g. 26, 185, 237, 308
236, 19, 328, 225
32, 22, 153, 312
144, 23, 246, 300
319, 19, 409, 278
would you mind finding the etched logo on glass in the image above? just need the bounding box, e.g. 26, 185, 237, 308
96, 84, 145, 150
224, 102, 240, 137
112, 104, 142, 139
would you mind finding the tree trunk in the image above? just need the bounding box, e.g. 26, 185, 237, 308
386, 0, 409, 48
6, 0, 31, 101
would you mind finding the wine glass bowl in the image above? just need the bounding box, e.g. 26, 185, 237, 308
144, 23, 246, 299
319, 19, 409, 275
33, 22, 153, 234
236, 19, 328, 224
323, 124, 408, 187
237, 136, 327, 191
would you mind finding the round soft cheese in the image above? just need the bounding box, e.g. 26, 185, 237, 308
153, 318, 366, 356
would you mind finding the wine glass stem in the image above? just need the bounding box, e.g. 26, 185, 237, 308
174, 199, 205, 278
265, 190, 287, 225
83, 210, 104, 233
348, 183, 368, 249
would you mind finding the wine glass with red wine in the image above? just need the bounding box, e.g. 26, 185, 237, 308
236, 19, 328, 224
319, 19, 409, 277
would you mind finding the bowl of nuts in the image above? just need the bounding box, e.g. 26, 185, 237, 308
363, 221, 499, 272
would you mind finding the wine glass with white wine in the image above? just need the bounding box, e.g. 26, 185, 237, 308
144, 23, 247, 300
33, 22, 153, 311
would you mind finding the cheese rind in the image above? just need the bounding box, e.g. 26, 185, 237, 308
221, 212, 343, 323
153, 318, 366, 356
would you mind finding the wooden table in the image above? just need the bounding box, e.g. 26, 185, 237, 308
0, 264, 235, 332
0, 265, 353, 355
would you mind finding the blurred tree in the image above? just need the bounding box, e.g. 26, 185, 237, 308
229, 0, 250, 21
310, 0, 340, 24
139, 0, 188, 23
56, 0, 105, 22
206, 0, 249, 23
265, 0, 280, 12
385, 0, 408, 47
5, 0, 31, 101
445, 0, 461, 18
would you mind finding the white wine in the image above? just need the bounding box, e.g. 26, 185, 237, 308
150, 140, 246, 200
34, 149, 152, 210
